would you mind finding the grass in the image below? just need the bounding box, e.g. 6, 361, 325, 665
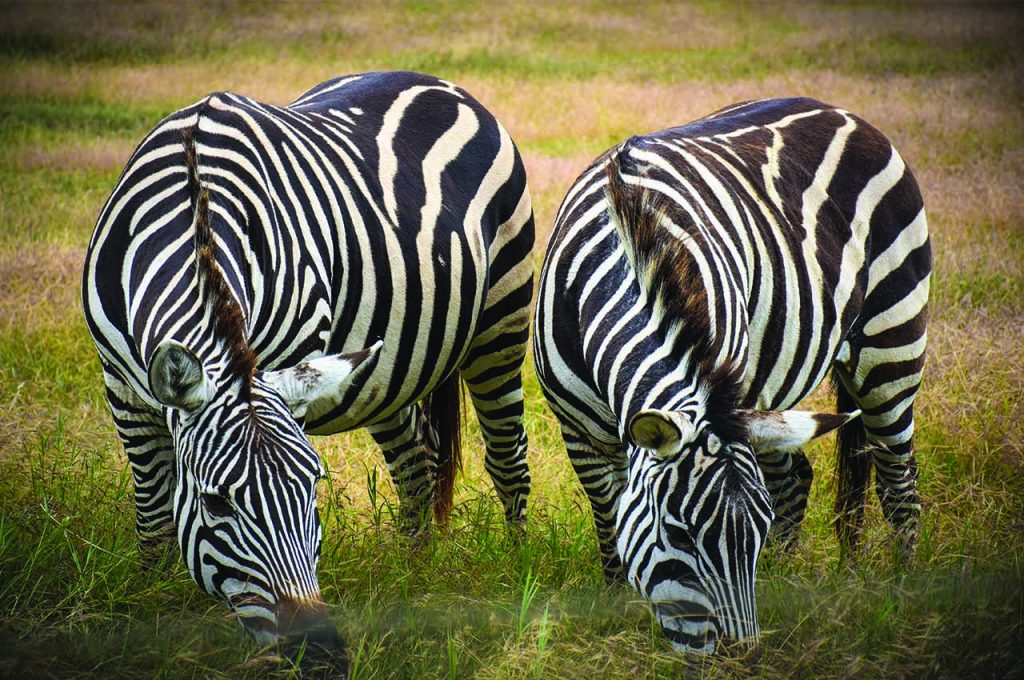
1, 1, 1023, 678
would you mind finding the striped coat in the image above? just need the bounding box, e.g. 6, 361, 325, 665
534, 97, 930, 651
83, 71, 534, 660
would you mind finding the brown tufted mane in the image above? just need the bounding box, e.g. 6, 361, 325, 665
182, 126, 258, 396
605, 143, 747, 443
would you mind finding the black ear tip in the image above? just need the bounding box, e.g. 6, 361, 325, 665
812, 411, 856, 435
354, 341, 384, 368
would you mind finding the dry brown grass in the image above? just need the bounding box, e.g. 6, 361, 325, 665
0, 246, 81, 320
0, 246, 111, 451
14, 139, 135, 173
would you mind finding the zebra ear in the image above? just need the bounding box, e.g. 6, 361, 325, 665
628, 409, 697, 460
743, 409, 862, 452
265, 340, 384, 420
148, 341, 214, 411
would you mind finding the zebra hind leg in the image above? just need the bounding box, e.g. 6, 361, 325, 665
459, 336, 531, 531
366, 405, 438, 535
872, 436, 920, 564
460, 191, 534, 530
460, 365, 530, 530
833, 362, 923, 566
832, 192, 928, 566
458, 246, 533, 529
758, 448, 814, 550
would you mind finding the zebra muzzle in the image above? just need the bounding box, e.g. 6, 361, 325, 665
276, 597, 348, 677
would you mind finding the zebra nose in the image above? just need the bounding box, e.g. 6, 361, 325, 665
284, 623, 348, 679
715, 634, 762, 662
277, 596, 330, 632
278, 598, 348, 677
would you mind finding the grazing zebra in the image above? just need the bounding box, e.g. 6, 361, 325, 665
534, 97, 930, 652
82, 71, 534, 663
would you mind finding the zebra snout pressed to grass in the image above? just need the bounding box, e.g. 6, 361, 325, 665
534, 97, 930, 652
82, 71, 534, 671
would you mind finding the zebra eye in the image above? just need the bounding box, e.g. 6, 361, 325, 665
665, 521, 695, 550
201, 492, 234, 518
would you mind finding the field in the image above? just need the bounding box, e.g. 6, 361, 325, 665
1, 1, 1023, 677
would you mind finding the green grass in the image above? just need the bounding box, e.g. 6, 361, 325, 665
4, 1, 1021, 83
2, 1, 1023, 678
0, 168, 120, 248
0, 100, 169, 143
2, 422, 1021, 678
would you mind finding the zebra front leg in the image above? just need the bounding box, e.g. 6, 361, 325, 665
104, 375, 177, 557
560, 423, 627, 583
366, 405, 436, 534
757, 448, 813, 550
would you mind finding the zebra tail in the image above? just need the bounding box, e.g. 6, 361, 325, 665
424, 371, 463, 525
833, 374, 871, 559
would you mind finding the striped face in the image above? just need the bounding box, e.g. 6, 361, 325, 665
169, 377, 329, 645
146, 332, 377, 651
618, 413, 773, 652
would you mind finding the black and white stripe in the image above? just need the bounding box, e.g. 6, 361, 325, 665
83, 71, 534, 652
534, 97, 930, 651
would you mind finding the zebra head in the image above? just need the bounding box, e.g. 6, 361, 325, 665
147, 338, 382, 660
618, 403, 853, 653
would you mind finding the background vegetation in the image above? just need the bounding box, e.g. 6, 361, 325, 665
1, 1, 1022, 677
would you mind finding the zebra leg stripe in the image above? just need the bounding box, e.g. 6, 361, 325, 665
559, 422, 627, 583
366, 405, 436, 532
104, 370, 177, 548
461, 363, 530, 524
867, 421, 921, 560
460, 278, 533, 525
757, 448, 813, 549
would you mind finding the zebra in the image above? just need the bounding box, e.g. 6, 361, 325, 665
82, 71, 534, 664
533, 97, 930, 652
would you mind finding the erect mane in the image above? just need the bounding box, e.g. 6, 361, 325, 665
604, 141, 747, 443
182, 125, 258, 395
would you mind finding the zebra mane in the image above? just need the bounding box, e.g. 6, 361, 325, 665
182, 125, 258, 396
605, 144, 747, 443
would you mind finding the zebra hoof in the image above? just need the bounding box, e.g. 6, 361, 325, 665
396, 508, 433, 544
137, 534, 177, 570
894, 532, 918, 571
508, 518, 527, 542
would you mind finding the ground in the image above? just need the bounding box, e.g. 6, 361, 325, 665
1, 1, 1022, 678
